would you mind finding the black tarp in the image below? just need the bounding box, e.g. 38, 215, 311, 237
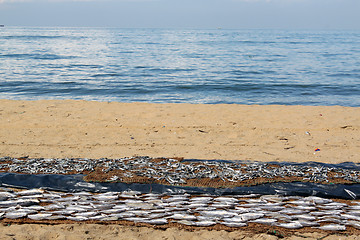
1, 172, 360, 199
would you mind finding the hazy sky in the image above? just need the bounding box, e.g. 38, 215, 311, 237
0, 0, 359, 29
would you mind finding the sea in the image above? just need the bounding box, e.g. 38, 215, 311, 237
1, 27, 359, 106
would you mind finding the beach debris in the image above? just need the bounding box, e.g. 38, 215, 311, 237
344, 189, 357, 199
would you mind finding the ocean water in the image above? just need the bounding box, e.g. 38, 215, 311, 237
1, 27, 359, 106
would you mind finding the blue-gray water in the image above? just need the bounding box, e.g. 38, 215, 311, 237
1, 27, 360, 106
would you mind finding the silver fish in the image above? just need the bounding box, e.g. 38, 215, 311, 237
346, 220, 360, 229
146, 218, 168, 225
318, 217, 343, 224
127, 202, 154, 210
46, 215, 67, 220
200, 210, 236, 218
101, 208, 127, 214
223, 216, 246, 223
318, 224, 346, 231
169, 213, 197, 221
234, 207, 250, 213
175, 220, 196, 226
260, 205, 284, 211
73, 192, 93, 196
195, 220, 216, 227
148, 212, 170, 219
239, 213, 264, 221
42, 193, 62, 199
341, 214, 360, 221
251, 218, 277, 225
0, 200, 17, 207
276, 221, 303, 229
221, 222, 247, 227
67, 216, 89, 221
99, 216, 119, 221
260, 195, 286, 203
28, 213, 52, 220
110, 212, 136, 218
90, 203, 115, 210
188, 203, 208, 208
298, 220, 319, 227
214, 197, 238, 202
0, 192, 16, 201
24, 205, 45, 211
93, 195, 118, 201
5, 211, 28, 219
304, 196, 332, 205
19, 194, 44, 199
123, 217, 149, 223
17, 189, 44, 196
75, 211, 99, 217
128, 210, 151, 217
65, 206, 89, 212
294, 214, 316, 221
280, 209, 307, 215
294, 206, 316, 211
347, 210, 360, 216
190, 197, 213, 202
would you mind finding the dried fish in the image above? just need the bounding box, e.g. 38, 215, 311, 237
17, 189, 44, 196
251, 218, 277, 225
318, 224, 346, 231
276, 221, 303, 229
5, 211, 29, 219
195, 220, 216, 227
175, 220, 196, 226
67, 216, 89, 221
221, 222, 247, 227
200, 210, 236, 218
169, 213, 197, 221
28, 213, 52, 220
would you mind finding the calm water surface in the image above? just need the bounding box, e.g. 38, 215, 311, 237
1, 27, 359, 106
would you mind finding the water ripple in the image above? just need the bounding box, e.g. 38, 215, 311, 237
0, 27, 359, 106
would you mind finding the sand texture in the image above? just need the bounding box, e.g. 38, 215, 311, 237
0, 99, 359, 163
1, 99, 360, 240
2, 223, 360, 240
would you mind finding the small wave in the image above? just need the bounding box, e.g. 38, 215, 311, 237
2, 35, 64, 40
230, 70, 275, 75
328, 73, 360, 78
90, 73, 127, 78
134, 67, 195, 73
0, 53, 77, 60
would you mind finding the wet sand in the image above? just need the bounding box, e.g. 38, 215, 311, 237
0, 99, 360, 239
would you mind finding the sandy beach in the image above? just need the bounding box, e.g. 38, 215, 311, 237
0, 99, 359, 163
0, 99, 360, 239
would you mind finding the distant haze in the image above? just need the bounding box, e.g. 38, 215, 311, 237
0, 0, 359, 30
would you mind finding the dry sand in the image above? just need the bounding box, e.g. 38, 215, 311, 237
0, 99, 360, 239
0, 99, 359, 163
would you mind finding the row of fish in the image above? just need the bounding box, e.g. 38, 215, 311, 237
0, 157, 359, 185
1, 187, 360, 231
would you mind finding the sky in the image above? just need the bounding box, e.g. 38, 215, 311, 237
0, 0, 359, 30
